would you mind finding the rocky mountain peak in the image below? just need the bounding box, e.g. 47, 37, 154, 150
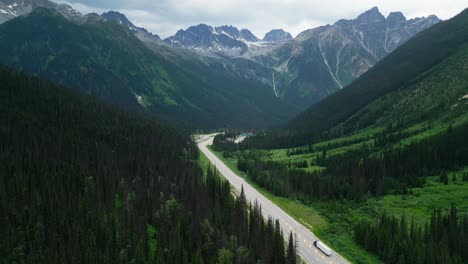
102, 10, 161, 42
386, 11, 407, 28
0, 0, 87, 24
215, 25, 241, 39
102, 11, 132, 28
356, 6, 385, 23
273, 7, 442, 107
263, 29, 292, 42
178, 24, 213, 37
166, 23, 249, 55
240, 29, 259, 42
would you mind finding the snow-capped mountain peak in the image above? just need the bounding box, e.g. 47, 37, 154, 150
164, 24, 288, 58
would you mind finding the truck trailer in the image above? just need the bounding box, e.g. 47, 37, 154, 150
314, 240, 332, 256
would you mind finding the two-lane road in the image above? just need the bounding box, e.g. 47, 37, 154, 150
196, 134, 349, 264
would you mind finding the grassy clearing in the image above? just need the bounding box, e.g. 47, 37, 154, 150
373, 171, 468, 225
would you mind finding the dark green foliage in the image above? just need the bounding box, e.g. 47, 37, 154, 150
0, 67, 288, 263
237, 123, 468, 200
0, 8, 296, 129
440, 171, 449, 185
286, 232, 297, 264
354, 206, 467, 263
212, 133, 239, 152
291, 160, 308, 169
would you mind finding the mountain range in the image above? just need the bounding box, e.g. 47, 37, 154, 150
160, 7, 440, 107
0, 0, 443, 125
164, 24, 292, 58
0, 6, 297, 129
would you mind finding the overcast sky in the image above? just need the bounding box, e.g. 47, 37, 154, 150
56, 0, 468, 39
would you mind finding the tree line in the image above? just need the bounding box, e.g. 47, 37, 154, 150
354, 205, 467, 263
236, 123, 468, 201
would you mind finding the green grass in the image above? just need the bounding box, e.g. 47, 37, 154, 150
198, 148, 211, 175
209, 146, 468, 264
372, 172, 468, 225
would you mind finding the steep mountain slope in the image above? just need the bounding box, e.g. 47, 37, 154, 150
272, 7, 441, 106
334, 42, 468, 134
283, 8, 468, 142
0, 8, 296, 129
102, 11, 161, 43
0, 66, 291, 263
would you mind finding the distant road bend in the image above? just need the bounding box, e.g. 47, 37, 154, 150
196, 134, 349, 264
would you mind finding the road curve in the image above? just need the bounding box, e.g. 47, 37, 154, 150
196, 134, 350, 264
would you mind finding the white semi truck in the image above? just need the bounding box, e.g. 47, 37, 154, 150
314, 240, 332, 256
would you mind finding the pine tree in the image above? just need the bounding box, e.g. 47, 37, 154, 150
286, 232, 297, 264
216, 249, 233, 264
440, 170, 449, 185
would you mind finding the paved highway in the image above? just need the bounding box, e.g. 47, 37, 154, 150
196, 134, 350, 264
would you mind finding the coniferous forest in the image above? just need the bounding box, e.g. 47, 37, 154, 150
0, 67, 296, 263
354, 206, 467, 263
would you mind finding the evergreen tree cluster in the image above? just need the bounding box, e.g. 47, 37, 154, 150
354, 206, 467, 263
212, 133, 239, 152
0, 67, 297, 263
237, 123, 468, 200
246, 199, 297, 264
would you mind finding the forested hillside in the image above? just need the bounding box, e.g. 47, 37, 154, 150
0, 66, 296, 263
354, 206, 467, 263
0, 8, 296, 129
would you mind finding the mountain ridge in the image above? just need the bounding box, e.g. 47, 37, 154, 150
273, 6, 441, 107
101, 10, 161, 43
164, 23, 292, 58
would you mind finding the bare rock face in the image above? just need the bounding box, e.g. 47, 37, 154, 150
164, 24, 250, 56
263, 29, 293, 42
102, 11, 161, 43
273, 7, 441, 107
164, 24, 292, 58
